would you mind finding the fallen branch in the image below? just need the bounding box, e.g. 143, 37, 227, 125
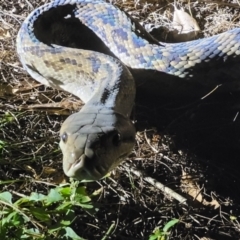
123, 164, 188, 205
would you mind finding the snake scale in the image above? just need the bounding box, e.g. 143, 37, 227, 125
17, 0, 240, 180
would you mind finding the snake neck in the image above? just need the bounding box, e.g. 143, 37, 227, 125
85, 61, 136, 118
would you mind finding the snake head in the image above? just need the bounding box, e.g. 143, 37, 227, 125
59, 108, 135, 181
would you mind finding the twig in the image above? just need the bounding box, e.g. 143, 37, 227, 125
124, 164, 188, 205
144, 130, 158, 153
101, 222, 116, 240
201, 84, 222, 100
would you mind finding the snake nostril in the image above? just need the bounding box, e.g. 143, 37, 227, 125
112, 132, 121, 146
61, 132, 68, 143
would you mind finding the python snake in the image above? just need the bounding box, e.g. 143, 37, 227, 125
17, 0, 240, 180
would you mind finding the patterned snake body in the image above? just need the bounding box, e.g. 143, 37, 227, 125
17, 0, 240, 180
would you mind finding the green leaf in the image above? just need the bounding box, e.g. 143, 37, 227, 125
73, 187, 91, 204
2, 212, 13, 226
60, 219, 71, 226
11, 212, 23, 226
0, 209, 9, 215
0, 140, 6, 149
48, 209, 76, 233
55, 202, 72, 211
15, 196, 31, 206
64, 227, 85, 240
149, 228, 164, 240
75, 187, 87, 195
46, 188, 63, 204
58, 186, 72, 197
48, 224, 63, 234
76, 203, 93, 209
74, 194, 91, 204
3, 211, 21, 226
148, 234, 158, 240
60, 209, 75, 226
21, 228, 42, 239
0, 191, 12, 204
29, 192, 46, 202
162, 219, 179, 232
30, 207, 51, 223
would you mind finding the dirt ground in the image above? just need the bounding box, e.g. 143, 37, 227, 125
1, 0, 240, 239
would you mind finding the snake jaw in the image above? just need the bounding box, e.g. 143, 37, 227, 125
62, 144, 115, 180
64, 151, 111, 181
60, 133, 109, 180
69, 154, 85, 172
65, 154, 104, 181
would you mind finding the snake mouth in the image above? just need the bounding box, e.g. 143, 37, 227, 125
65, 154, 108, 181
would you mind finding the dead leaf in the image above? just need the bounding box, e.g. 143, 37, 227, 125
24, 165, 38, 179
91, 187, 103, 197
0, 26, 11, 40
171, 7, 200, 42
181, 171, 220, 209
0, 83, 15, 97
43, 167, 67, 184
41, 167, 58, 175
51, 173, 67, 184
173, 7, 200, 34
150, 6, 201, 43
40, 167, 67, 184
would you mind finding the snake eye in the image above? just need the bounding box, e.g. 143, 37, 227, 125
112, 132, 121, 146
61, 132, 68, 143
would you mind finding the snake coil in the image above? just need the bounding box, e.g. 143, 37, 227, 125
17, 0, 240, 180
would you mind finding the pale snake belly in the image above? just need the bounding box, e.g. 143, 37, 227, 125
17, 0, 240, 180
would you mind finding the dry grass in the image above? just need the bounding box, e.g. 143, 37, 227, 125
1, 0, 240, 239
